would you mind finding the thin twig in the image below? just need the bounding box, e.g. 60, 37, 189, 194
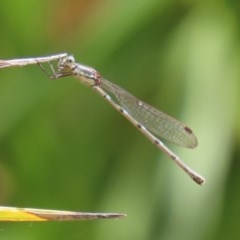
0, 53, 67, 69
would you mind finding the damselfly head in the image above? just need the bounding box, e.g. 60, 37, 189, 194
55, 55, 76, 77
58, 55, 75, 69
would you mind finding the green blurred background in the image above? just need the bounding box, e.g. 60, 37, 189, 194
0, 0, 240, 239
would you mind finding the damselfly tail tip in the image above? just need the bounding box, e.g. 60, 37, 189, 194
193, 174, 206, 185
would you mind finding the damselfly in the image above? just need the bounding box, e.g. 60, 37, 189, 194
40, 55, 205, 185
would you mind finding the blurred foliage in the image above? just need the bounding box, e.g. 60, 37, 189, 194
0, 0, 240, 239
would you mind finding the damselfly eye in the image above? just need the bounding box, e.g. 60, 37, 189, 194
67, 58, 72, 63
66, 56, 75, 64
